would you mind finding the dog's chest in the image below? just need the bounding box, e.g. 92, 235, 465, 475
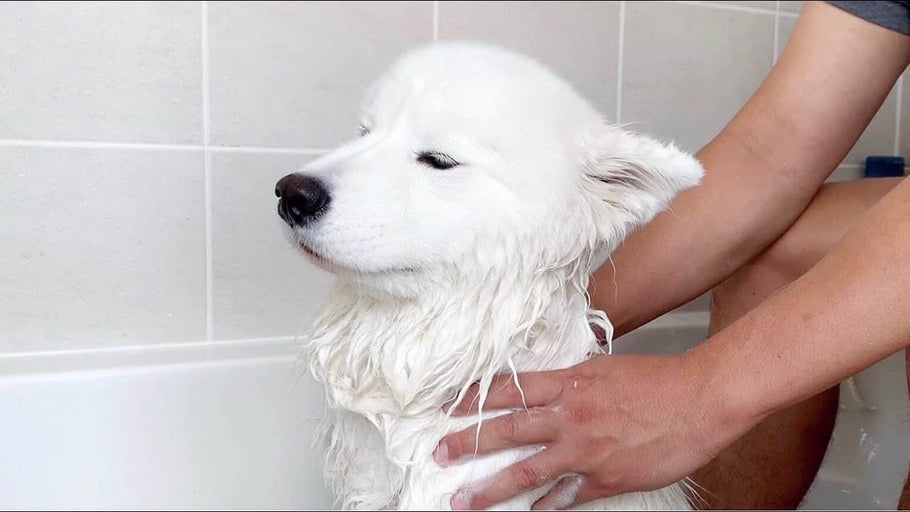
350, 411, 691, 511
306, 282, 688, 510
335, 408, 546, 510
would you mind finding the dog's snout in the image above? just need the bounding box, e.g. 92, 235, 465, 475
275, 173, 331, 227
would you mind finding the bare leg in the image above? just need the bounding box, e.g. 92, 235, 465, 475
691, 277, 839, 509
691, 178, 904, 509
690, 257, 839, 509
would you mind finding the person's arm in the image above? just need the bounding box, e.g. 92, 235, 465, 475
435, 3, 910, 509
439, 177, 910, 509
698, 173, 910, 430
597, 1, 910, 337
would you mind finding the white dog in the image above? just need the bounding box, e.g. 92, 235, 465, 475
275, 42, 704, 510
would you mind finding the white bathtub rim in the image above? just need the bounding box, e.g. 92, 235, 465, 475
0, 311, 709, 378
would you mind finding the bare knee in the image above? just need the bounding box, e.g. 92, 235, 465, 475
709, 247, 796, 336
722, 179, 902, 297
713, 179, 901, 321
711, 218, 812, 314
752, 183, 851, 282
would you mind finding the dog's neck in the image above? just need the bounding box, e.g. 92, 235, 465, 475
300, 245, 613, 509
302, 247, 609, 426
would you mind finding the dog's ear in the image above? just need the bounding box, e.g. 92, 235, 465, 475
578, 123, 704, 248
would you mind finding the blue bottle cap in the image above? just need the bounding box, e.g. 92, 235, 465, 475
864, 156, 905, 178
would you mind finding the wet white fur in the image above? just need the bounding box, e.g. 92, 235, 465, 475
287, 42, 704, 510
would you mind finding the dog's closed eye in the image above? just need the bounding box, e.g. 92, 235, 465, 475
416, 151, 460, 170
358, 125, 371, 137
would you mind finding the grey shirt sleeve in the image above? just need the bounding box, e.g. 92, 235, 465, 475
826, 1, 910, 35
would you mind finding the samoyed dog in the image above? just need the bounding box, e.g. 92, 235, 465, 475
275, 42, 703, 510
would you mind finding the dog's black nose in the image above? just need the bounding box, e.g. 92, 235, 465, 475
275, 173, 331, 227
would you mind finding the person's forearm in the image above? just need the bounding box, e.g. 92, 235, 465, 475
596, 125, 832, 337
691, 176, 910, 431
593, 1, 910, 336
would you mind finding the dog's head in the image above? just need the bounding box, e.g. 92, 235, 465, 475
276, 42, 702, 292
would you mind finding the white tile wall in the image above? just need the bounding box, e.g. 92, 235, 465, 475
719, 1, 777, 10
211, 152, 334, 340
437, 1, 620, 118
207, 1, 433, 149
902, 76, 910, 159
2, 0, 905, 355
780, 1, 805, 13
0, 147, 206, 352
898, 50, 910, 165
623, 1, 775, 154
0, 2, 203, 144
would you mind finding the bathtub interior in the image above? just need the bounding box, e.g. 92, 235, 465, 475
0, 311, 906, 509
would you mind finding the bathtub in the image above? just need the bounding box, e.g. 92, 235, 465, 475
0, 311, 906, 509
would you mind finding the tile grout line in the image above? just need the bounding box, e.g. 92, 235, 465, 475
432, 0, 439, 41
0, 139, 204, 151
209, 145, 327, 155
773, 1, 780, 65
894, 75, 903, 156
672, 0, 798, 17
0, 139, 328, 154
615, 1, 625, 124
202, 0, 214, 342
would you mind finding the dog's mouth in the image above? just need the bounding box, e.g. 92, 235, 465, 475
297, 241, 336, 272
299, 242, 319, 258
297, 241, 419, 276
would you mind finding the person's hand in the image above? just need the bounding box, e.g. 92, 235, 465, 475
434, 352, 756, 510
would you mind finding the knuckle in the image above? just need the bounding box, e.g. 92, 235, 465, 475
566, 404, 595, 425
593, 472, 625, 492
550, 400, 592, 428
496, 414, 522, 440
563, 371, 594, 393
514, 463, 545, 488
492, 374, 518, 397
450, 388, 478, 415
504, 380, 523, 401
465, 383, 481, 402
449, 431, 472, 459
533, 409, 556, 432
